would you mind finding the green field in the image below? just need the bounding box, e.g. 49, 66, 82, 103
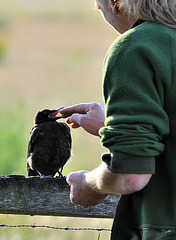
0, 0, 118, 239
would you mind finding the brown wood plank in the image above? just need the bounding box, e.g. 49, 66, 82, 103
0, 175, 120, 218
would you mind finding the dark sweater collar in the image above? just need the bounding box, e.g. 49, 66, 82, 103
131, 19, 145, 29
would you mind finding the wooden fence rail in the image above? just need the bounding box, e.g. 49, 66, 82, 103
0, 175, 120, 218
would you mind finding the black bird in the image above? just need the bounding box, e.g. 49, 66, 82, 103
27, 108, 71, 177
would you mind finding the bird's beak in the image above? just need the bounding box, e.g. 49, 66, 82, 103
48, 107, 64, 119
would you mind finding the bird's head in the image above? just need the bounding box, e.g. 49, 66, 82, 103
35, 107, 64, 124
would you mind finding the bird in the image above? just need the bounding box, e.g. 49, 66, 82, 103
27, 108, 72, 178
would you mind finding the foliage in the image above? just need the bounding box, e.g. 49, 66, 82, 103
0, 101, 28, 175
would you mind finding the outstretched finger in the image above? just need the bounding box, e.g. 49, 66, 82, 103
60, 104, 90, 117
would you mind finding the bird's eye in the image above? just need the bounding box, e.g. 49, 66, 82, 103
43, 110, 49, 114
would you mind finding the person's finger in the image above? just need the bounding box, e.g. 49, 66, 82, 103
71, 123, 80, 129
66, 177, 71, 186
66, 116, 81, 128
66, 172, 75, 185
60, 104, 90, 117
69, 113, 82, 125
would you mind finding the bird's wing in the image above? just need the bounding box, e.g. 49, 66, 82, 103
27, 125, 41, 157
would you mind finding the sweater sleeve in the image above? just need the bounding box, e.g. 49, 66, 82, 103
99, 23, 171, 173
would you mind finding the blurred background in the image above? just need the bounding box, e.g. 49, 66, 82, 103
0, 0, 118, 239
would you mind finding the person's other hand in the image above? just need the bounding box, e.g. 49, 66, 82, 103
66, 170, 108, 208
60, 102, 105, 136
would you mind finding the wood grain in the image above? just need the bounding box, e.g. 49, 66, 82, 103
0, 175, 120, 218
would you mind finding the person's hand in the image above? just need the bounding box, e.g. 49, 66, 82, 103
66, 170, 108, 208
60, 102, 105, 136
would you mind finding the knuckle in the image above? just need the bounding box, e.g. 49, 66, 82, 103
71, 196, 78, 205
90, 102, 99, 109
67, 173, 73, 182
71, 113, 81, 125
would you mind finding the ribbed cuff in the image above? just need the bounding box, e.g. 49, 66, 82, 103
102, 151, 155, 174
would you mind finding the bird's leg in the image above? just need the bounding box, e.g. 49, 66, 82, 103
36, 170, 43, 177
57, 167, 64, 178
37, 170, 52, 178
42, 175, 53, 178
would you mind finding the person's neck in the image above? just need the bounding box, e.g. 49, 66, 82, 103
113, 14, 136, 34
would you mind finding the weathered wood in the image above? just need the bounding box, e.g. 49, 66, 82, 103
0, 175, 120, 218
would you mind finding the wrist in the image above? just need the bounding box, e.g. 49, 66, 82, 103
84, 167, 108, 195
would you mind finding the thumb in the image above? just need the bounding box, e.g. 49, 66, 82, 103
66, 171, 88, 186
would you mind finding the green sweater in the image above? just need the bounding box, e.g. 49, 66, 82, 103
99, 21, 176, 238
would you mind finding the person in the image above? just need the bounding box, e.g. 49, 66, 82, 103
60, 0, 176, 239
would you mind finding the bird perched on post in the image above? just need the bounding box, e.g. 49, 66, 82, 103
27, 108, 71, 177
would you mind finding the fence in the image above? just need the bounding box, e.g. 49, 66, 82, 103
0, 175, 120, 218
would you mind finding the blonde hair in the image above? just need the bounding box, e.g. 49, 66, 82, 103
120, 0, 176, 28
